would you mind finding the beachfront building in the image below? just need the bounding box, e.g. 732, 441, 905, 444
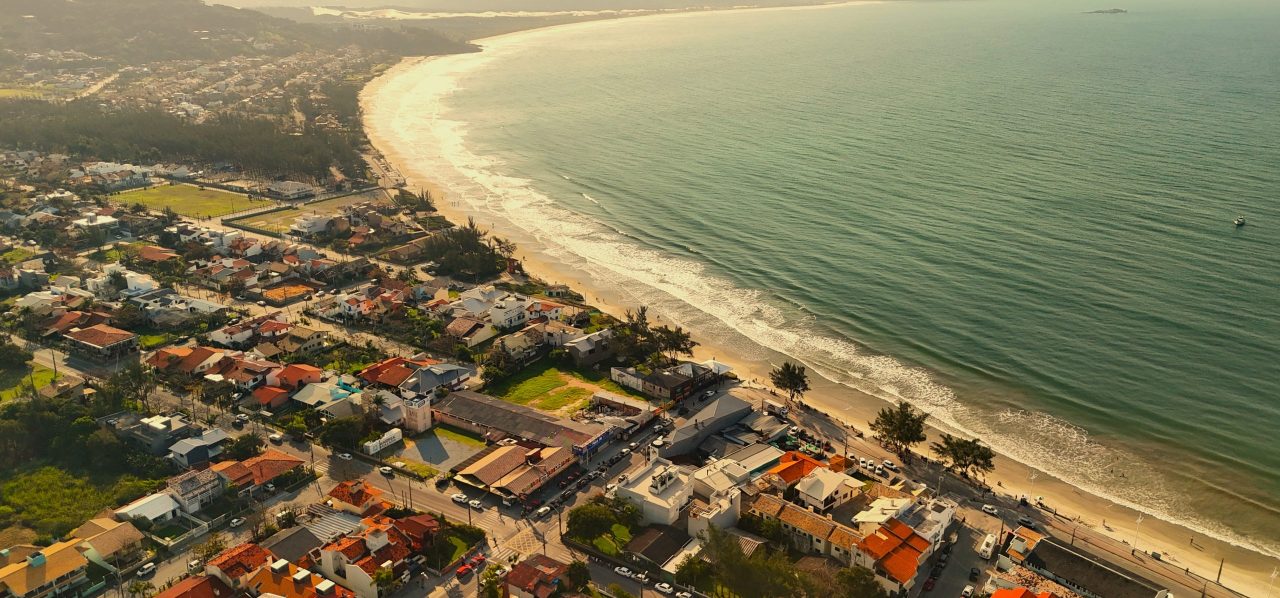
616, 458, 693, 526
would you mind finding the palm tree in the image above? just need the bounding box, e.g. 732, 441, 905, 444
769, 361, 810, 405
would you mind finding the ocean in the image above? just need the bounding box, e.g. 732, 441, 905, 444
368, 0, 1280, 557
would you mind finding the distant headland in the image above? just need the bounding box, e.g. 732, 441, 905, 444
1085, 8, 1128, 14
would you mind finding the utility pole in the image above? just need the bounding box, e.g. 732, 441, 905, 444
1132, 514, 1145, 556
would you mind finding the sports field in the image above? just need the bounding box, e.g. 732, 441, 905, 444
114, 184, 272, 218
232, 190, 392, 235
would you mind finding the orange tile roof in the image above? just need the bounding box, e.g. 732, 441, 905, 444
749, 493, 786, 518
331, 537, 366, 561
505, 554, 569, 598
241, 449, 304, 486
328, 481, 384, 512
212, 460, 253, 487
991, 590, 1043, 598
147, 346, 193, 368
246, 561, 355, 598
154, 575, 232, 598
208, 543, 273, 581
66, 323, 136, 348
252, 386, 290, 406
777, 503, 836, 539
856, 517, 931, 585
765, 451, 824, 485
139, 245, 180, 262
176, 346, 226, 373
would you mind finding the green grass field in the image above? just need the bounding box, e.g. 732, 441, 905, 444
0, 364, 58, 402
485, 360, 646, 414
0, 89, 42, 99
233, 190, 393, 235
114, 184, 272, 218
1, 247, 35, 264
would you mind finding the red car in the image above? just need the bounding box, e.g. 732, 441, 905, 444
922, 577, 937, 591
455, 564, 472, 578
471, 554, 487, 566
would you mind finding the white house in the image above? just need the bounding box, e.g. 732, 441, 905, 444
616, 458, 693, 526
114, 492, 181, 524
795, 468, 862, 513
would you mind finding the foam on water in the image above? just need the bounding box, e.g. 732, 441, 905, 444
364, 24, 1280, 560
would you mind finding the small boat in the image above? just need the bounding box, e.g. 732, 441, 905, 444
1234, 217, 1246, 227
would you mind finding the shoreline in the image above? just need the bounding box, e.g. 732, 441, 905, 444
359, 10, 1277, 597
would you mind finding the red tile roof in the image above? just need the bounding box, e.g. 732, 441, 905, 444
208, 543, 273, 581
245, 561, 354, 598
252, 386, 290, 406
211, 460, 253, 487
392, 514, 441, 548
154, 575, 233, 598
327, 481, 384, 513
139, 245, 180, 262
765, 451, 824, 485
505, 554, 569, 598
857, 517, 931, 585
66, 323, 136, 348
241, 449, 304, 486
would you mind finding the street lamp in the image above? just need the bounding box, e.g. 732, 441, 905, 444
1132, 514, 1145, 555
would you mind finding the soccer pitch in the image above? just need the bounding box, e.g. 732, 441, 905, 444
114, 184, 273, 218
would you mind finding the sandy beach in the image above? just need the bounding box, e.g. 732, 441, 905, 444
360, 12, 1278, 597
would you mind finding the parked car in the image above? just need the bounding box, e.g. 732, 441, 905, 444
137, 563, 156, 578
455, 564, 472, 578
961, 585, 975, 597
451, 493, 469, 504
614, 566, 632, 577
632, 572, 649, 584
336, 453, 353, 461
468, 499, 484, 510
882, 459, 897, 471
1016, 516, 1037, 529
628, 441, 639, 450
379, 466, 394, 476
969, 567, 981, 581
229, 517, 245, 528
655, 582, 675, 594
264, 483, 276, 493
535, 506, 551, 518
922, 577, 936, 591
652, 438, 666, 448
981, 504, 999, 516
268, 433, 283, 444
676, 592, 693, 598
187, 559, 202, 573
470, 554, 487, 566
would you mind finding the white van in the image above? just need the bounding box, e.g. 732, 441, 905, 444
977, 533, 997, 559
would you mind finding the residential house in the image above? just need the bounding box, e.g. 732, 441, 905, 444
443, 317, 496, 348
210, 313, 288, 348
855, 518, 932, 595
251, 386, 291, 410
206, 543, 275, 590
71, 518, 145, 569
268, 363, 325, 390
272, 327, 328, 356
260, 528, 325, 565
326, 481, 386, 517
0, 541, 91, 598
153, 575, 234, 598
167, 469, 225, 513
503, 554, 570, 598
616, 458, 693, 526
168, 428, 231, 468
211, 449, 304, 494
246, 559, 355, 598
311, 517, 414, 598
147, 346, 228, 376
64, 323, 139, 361
114, 492, 182, 524
116, 413, 196, 454
794, 467, 862, 513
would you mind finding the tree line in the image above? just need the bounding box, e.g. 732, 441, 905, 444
0, 100, 364, 180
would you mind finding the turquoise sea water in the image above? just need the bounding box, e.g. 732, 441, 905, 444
379, 0, 1280, 553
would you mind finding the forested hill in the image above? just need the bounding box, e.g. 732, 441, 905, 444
0, 0, 474, 64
